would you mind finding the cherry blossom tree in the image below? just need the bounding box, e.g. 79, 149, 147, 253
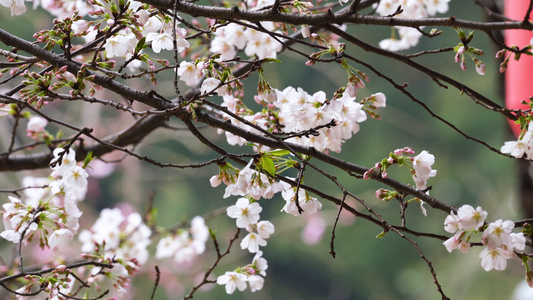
0, 0, 533, 299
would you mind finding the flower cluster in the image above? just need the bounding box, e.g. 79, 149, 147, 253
443, 205, 526, 271
279, 180, 323, 216
209, 0, 286, 62
79, 208, 151, 276
16, 269, 75, 300
155, 216, 210, 263
213, 159, 323, 215
375, 0, 450, 51
218, 160, 285, 200
217, 251, 268, 294
218, 197, 273, 293
226, 198, 275, 253
101, 6, 189, 58
210, 22, 283, 60
365, 148, 436, 191
1, 148, 87, 249
218, 86, 381, 154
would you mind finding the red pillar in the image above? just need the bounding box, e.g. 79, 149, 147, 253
505, 0, 533, 137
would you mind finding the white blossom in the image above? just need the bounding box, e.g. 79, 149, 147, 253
227, 198, 262, 228
217, 271, 247, 294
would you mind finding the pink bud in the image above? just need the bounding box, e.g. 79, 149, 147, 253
495, 49, 506, 58
55, 265, 67, 272
475, 61, 486, 75
346, 82, 357, 98
301, 25, 310, 38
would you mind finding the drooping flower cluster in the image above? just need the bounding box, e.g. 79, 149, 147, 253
155, 216, 210, 263
443, 205, 526, 271
217, 197, 273, 293
226, 197, 275, 253
79, 208, 151, 275
217, 251, 268, 294
1, 148, 87, 249
375, 0, 451, 51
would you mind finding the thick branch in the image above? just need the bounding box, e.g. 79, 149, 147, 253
141, 0, 533, 31
0, 114, 167, 171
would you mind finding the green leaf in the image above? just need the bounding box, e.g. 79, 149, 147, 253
262, 58, 281, 63
259, 155, 276, 176
82, 151, 94, 168
135, 37, 146, 54
268, 149, 290, 157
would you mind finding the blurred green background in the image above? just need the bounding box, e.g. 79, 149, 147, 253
0, 1, 527, 299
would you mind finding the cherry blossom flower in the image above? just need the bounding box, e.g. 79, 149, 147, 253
71, 19, 88, 35
217, 271, 247, 294
457, 205, 487, 231
0, 0, 26, 16
141, 16, 163, 36
443, 231, 470, 253
256, 220, 275, 239
248, 275, 264, 292
240, 232, 267, 253
177, 61, 199, 82
104, 35, 131, 58
252, 250, 268, 276
424, 0, 450, 16
48, 228, 74, 249
411, 150, 437, 190
482, 219, 514, 248
444, 211, 459, 233
146, 32, 174, 53
26, 116, 47, 136
479, 247, 513, 271
224, 23, 247, 49
501, 140, 530, 158
201, 78, 222, 95
501, 125, 533, 159
226, 198, 262, 228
